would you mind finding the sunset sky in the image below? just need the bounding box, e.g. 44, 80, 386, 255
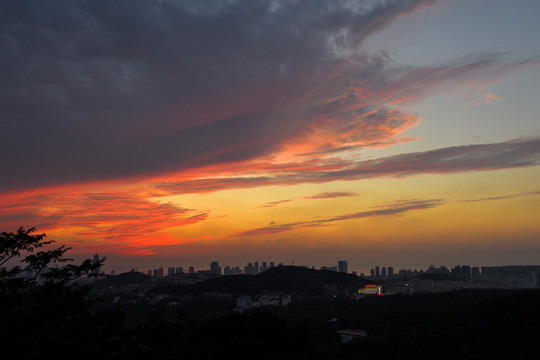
2, 0, 540, 274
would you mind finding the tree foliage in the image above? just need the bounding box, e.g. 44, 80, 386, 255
0, 226, 103, 291
0, 227, 109, 358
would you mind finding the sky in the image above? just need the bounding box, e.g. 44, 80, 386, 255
2, 0, 540, 274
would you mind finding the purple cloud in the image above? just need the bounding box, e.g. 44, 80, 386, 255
154, 137, 540, 195
1, 0, 440, 191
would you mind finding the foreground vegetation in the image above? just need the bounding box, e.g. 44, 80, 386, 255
1, 228, 539, 359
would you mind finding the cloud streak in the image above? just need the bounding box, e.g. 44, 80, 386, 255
154, 137, 540, 195
232, 198, 443, 237
456, 190, 540, 203
258, 199, 292, 208
304, 192, 360, 200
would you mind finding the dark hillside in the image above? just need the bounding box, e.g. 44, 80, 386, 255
154, 266, 371, 296
91, 270, 151, 290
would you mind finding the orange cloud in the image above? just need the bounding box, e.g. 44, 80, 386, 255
477, 92, 501, 105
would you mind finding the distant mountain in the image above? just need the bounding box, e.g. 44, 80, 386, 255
154, 266, 371, 296
91, 270, 152, 290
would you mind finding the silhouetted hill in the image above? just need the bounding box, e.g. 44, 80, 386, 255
154, 266, 371, 296
91, 270, 152, 290
416, 273, 455, 281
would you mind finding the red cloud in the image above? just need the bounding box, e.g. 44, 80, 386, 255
0, 190, 209, 254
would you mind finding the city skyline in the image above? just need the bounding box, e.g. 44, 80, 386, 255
98, 258, 540, 290
96, 256, 539, 281
2, 1, 540, 271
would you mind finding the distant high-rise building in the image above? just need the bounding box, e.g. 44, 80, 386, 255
148, 270, 152, 277
338, 260, 348, 273
462, 265, 471, 280
261, 262, 268, 272
230, 266, 242, 275
224, 265, 231, 275
375, 266, 380, 278
370, 268, 375, 278
176, 267, 184, 274
451, 265, 463, 279
398, 269, 409, 278
153, 269, 159, 277
92, 254, 101, 276
382, 267, 387, 278
269, 262, 275, 268
210, 261, 221, 275
168, 267, 175, 276
110, 270, 116, 276
189, 266, 195, 275
244, 263, 254, 275
388, 266, 394, 278
471, 267, 480, 280
254, 261, 259, 274
158, 267, 164, 278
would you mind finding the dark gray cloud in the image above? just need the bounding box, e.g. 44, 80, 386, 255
3, 0, 536, 194
0, 0, 440, 191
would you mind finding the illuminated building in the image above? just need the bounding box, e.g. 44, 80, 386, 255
358, 284, 383, 295
338, 329, 368, 343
